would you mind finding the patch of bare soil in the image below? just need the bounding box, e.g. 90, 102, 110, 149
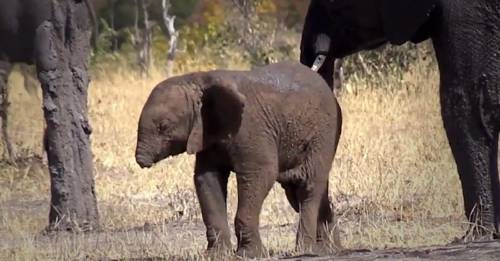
284, 241, 500, 260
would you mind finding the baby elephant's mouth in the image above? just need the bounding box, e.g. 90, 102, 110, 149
136, 141, 187, 169
136, 151, 171, 168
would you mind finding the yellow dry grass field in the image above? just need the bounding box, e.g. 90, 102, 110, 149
0, 53, 466, 260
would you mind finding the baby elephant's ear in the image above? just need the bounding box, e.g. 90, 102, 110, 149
186, 74, 246, 154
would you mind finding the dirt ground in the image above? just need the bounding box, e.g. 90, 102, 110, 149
285, 241, 500, 260
1, 172, 498, 260
1, 194, 499, 261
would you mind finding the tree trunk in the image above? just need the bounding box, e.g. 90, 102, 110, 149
161, 0, 178, 77
34, 0, 98, 232
133, 0, 152, 77
110, 0, 118, 52
140, 0, 152, 75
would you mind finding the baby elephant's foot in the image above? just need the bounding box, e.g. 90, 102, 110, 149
296, 236, 342, 256
236, 243, 267, 259
205, 246, 233, 260
314, 232, 343, 255
314, 241, 343, 256
296, 238, 318, 256
205, 231, 232, 258
206, 237, 232, 256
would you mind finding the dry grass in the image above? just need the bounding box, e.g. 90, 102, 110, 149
0, 52, 466, 260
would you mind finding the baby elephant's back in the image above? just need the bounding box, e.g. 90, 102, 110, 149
258, 62, 339, 124
254, 62, 341, 170
256, 62, 331, 95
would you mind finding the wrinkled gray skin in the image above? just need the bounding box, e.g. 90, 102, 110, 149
135, 62, 342, 258
301, 0, 500, 240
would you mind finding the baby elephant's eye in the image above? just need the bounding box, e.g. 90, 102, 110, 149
157, 123, 169, 134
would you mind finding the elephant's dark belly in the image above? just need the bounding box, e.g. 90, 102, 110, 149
0, 36, 35, 63
0, 0, 50, 63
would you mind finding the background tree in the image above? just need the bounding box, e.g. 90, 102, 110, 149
161, 0, 178, 77
131, 0, 152, 76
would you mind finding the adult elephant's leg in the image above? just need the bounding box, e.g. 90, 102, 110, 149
493, 136, 500, 235
234, 162, 277, 258
194, 154, 231, 252
316, 183, 342, 253
442, 102, 499, 238
0, 60, 15, 164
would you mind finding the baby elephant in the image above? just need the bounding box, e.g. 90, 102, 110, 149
135, 62, 342, 257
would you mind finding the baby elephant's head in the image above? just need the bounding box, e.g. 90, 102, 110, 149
135, 72, 246, 168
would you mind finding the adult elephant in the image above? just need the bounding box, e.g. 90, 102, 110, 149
300, 0, 500, 240
0, 0, 99, 231
0, 0, 96, 164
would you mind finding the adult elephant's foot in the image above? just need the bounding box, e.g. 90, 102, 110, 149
453, 225, 500, 244
440, 109, 500, 245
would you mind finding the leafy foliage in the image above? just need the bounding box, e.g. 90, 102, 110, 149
90, 0, 437, 92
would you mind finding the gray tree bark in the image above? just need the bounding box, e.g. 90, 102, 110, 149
109, 0, 118, 52
34, 0, 98, 232
140, 0, 152, 74
161, 0, 178, 77
133, 0, 152, 76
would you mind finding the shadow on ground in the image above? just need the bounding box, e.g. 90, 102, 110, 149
284, 240, 500, 260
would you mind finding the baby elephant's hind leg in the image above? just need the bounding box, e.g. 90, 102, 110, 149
316, 183, 342, 254
293, 157, 341, 255
295, 179, 323, 253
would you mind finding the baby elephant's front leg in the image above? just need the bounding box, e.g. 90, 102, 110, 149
194, 167, 232, 252
234, 168, 276, 258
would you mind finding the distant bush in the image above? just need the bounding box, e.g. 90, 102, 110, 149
90, 0, 437, 93
342, 41, 437, 92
